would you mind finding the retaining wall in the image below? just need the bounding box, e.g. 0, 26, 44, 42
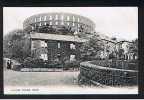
79, 61, 138, 86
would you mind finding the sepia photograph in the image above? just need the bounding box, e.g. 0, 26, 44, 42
3, 7, 138, 94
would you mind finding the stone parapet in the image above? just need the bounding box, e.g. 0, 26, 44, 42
79, 61, 138, 86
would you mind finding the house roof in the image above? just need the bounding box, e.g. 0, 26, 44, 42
30, 32, 87, 43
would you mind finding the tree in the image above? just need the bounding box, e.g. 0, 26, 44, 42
80, 34, 104, 61
117, 48, 124, 60
3, 29, 31, 62
128, 39, 138, 59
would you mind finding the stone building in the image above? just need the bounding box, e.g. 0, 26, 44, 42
117, 41, 138, 60
23, 12, 95, 61
22, 12, 136, 62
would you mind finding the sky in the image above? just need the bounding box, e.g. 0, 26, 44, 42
3, 7, 138, 41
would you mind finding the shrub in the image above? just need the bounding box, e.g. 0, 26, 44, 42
45, 60, 62, 68
63, 60, 80, 70
21, 57, 63, 68
90, 60, 109, 67
128, 59, 138, 63
22, 57, 44, 68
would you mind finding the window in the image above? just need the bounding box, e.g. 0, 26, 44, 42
55, 14, 58, 20
78, 18, 80, 22
31, 26, 34, 30
35, 18, 37, 22
39, 22, 41, 26
55, 21, 58, 25
70, 43, 76, 49
77, 28, 79, 32
70, 55, 76, 61
61, 21, 64, 25
73, 16, 75, 21
61, 15, 64, 20
78, 24, 80, 27
50, 22, 52, 25
41, 16, 44, 21
35, 24, 37, 27
67, 22, 69, 26
44, 22, 47, 25
40, 54, 48, 61
67, 16, 70, 21
72, 22, 75, 26
41, 41, 47, 47
58, 42, 60, 48
49, 16, 52, 20
44, 16, 47, 21
39, 17, 41, 21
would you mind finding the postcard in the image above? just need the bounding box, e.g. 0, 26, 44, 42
3, 7, 138, 94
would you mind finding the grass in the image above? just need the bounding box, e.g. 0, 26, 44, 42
4, 70, 138, 94
4, 70, 79, 86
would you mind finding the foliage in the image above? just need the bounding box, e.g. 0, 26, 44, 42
34, 24, 74, 35
128, 39, 138, 57
63, 60, 80, 70
36, 24, 57, 33
90, 60, 138, 70
109, 52, 116, 59
21, 57, 62, 68
3, 29, 31, 61
80, 34, 104, 61
116, 48, 125, 60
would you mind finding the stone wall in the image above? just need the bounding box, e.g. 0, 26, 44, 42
79, 61, 138, 86
31, 39, 81, 61
23, 12, 95, 33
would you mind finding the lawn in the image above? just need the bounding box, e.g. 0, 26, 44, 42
4, 70, 79, 86
4, 70, 138, 94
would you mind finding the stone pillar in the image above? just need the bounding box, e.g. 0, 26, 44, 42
75, 43, 81, 61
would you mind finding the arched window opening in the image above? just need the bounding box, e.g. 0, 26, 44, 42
67, 16, 70, 21
73, 22, 75, 26
44, 16, 47, 21
61, 15, 64, 20
70, 43, 76, 49
39, 16, 42, 21
55, 14, 58, 20
55, 21, 58, 25
61, 21, 64, 25
73, 16, 75, 21
67, 22, 69, 26
58, 42, 60, 48
78, 18, 80, 22
50, 22, 52, 25
49, 16, 52, 20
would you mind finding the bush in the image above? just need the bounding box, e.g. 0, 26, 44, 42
90, 60, 109, 67
128, 59, 138, 63
63, 60, 80, 70
21, 57, 62, 68
23, 57, 33, 63
45, 60, 62, 68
